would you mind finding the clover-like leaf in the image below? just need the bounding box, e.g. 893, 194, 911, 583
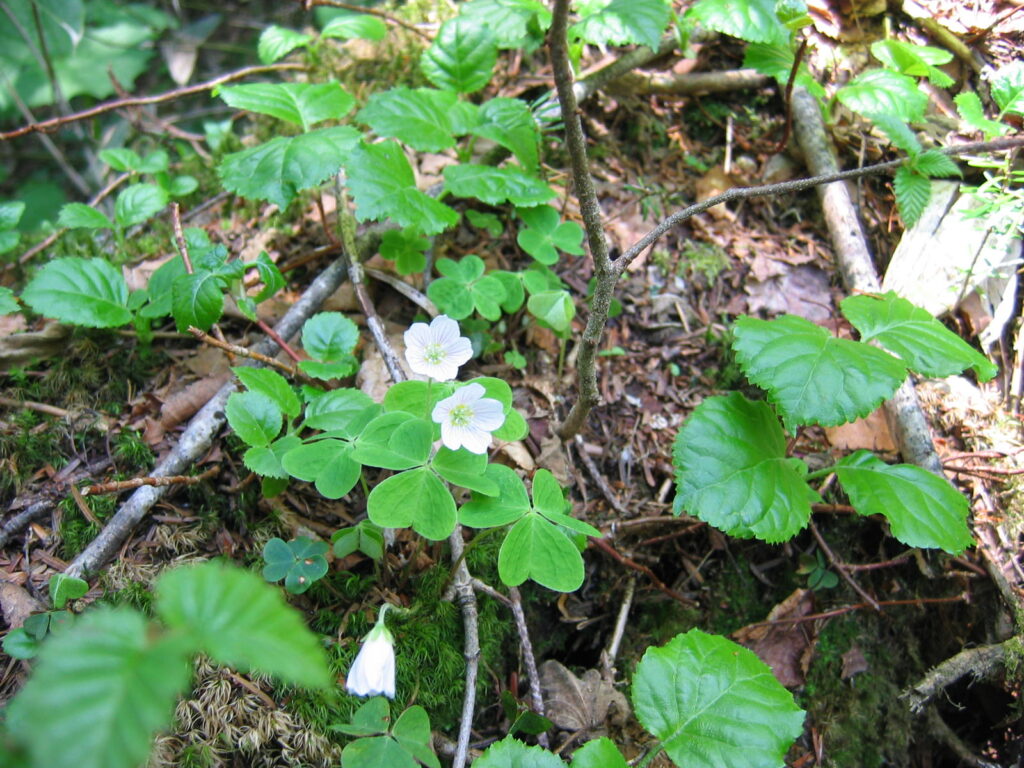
633, 629, 805, 768
350, 412, 433, 470
431, 446, 499, 495
346, 140, 458, 235
332, 519, 385, 560
380, 228, 429, 275
262, 536, 330, 594
498, 512, 585, 592
570, 0, 670, 49
358, 87, 465, 152
673, 393, 819, 542
516, 205, 584, 265
420, 15, 497, 93
49, 573, 89, 610
156, 561, 332, 688
219, 82, 353, 130
732, 314, 907, 429
459, 463, 531, 528
841, 292, 996, 380
282, 438, 362, 498
219, 126, 360, 208
366, 467, 457, 540
0, 286, 18, 315
444, 164, 554, 207
427, 255, 508, 320
22, 257, 131, 328
835, 451, 974, 554
527, 289, 575, 334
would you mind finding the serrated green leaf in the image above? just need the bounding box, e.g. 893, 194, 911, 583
444, 164, 555, 207
321, 13, 388, 41
742, 43, 826, 102
460, 0, 552, 49
835, 450, 973, 553
258, 25, 311, 64
346, 140, 458, 235
572, 738, 628, 768
253, 251, 285, 302
841, 292, 996, 380
171, 270, 225, 332
114, 184, 168, 229
244, 434, 300, 478
673, 393, 819, 541
633, 629, 805, 768
527, 290, 575, 333
570, 0, 670, 49
219, 82, 353, 131
0, 200, 24, 230
871, 39, 953, 87
358, 87, 463, 152
471, 98, 540, 172
22, 257, 131, 328
99, 148, 142, 172
732, 315, 907, 429
989, 61, 1024, 116
954, 92, 1010, 138
893, 166, 931, 227
136, 150, 168, 174
7, 608, 192, 768
459, 463, 531, 527
686, 0, 787, 45
420, 16, 497, 93
156, 561, 331, 687
0, 287, 18, 315
302, 311, 359, 361
218, 126, 360, 208
869, 114, 921, 156
57, 202, 113, 230
836, 69, 927, 122
233, 366, 301, 418
298, 358, 358, 380
498, 512, 584, 592
226, 390, 282, 447
475, 737, 566, 768
367, 467, 457, 540
912, 150, 961, 178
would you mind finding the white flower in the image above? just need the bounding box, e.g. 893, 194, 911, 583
404, 315, 473, 381
431, 383, 505, 455
346, 606, 395, 699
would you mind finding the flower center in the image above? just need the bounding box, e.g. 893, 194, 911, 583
448, 403, 475, 427
423, 342, 446, 365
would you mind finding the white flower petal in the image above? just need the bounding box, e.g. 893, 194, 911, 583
430, 315, 461, 346
346, 635, 396, 698
455, 382, 486, 402
459, 426, 492, 454
473, 398, 506, 431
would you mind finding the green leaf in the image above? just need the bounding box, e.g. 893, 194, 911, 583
460, 0, 552, 49
0, 287, 18, 315
954, 92, 1009, 139
841, 292, 996, 380
333, 520, 384, 560
136, 150, 168, 174
243, 434, 301, 478
7, 608, 192, 768
282, 438, 362, 498
346, 140, 458, 235
493, 407, 528, 441
570, 0, 670, 49
225, 390, 282, 447
358, 87, 464, 152
475, 736, 566, 768
219, 126, 360, 209
114, 184, 168, 229
990, 61, 1024, 116
466, 209, 504, 237
427, 278, 475, 320
298, 358, 359, 380
868, 114, 921, 156
303, 388, 378, 435
99, 148, 143, 172
444, 164, 555, 207
516, 205, 584, 264
57, 202, 113, 230
0, 200, 25, 230
527, 290, 575, 333
912, 150, 961, 178
341, 737, 418, 768
171, 271, 225, 332
321, 13, 388, 41
732, 314, 907, 429
673, 393, 819, 542
219, 82, 354, 131
572, 738, 628, 768
531, 469, 601, 537
258, 25, 311, 64
460, 463, 531, 527
871, 39, 954, 87
380, 229, 430, 275
427, 255, 509, 321
742, 42, 826, 101
392, 706, 441, 768
334, 696, 391, 735
633, 629, 805, 768
22, 257, 131, 328
471, 98, 540, 172
836, 69, 927, 122
155, 561, 332, 688
49, 573, 88, 610
2, 627, 39, 660
420, 16, 498, 93
233, 366, 301, 418
253, 251, 286, 302
168, 175, 198, 197
351, 412, 433, 469
431, 447, 499, 495
492, 270, 526, 313
498, 512, 585, 592
302, 311, 359, 361
686, 0, 787, 45
893, 166, 931, 227
262, 536, 329, 594
835, 451, 973, 553
367, 467, 457, 540
383, 379, 448, 420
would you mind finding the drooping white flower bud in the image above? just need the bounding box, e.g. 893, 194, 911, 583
345, 605, 395, 699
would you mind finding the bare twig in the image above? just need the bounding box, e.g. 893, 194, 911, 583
589, 536, 696, 606
0, 395, 72, 420
364, 267, 438, 316
902, 641, 1011, 713
187, 326, 312, 384
600, 576, 635, 680
572, 434, 630, 517
509, 586, 546, 721
809, 520, 880, 611
171, 203, 194, 274
0, 63, 305, 142
81, 466, 220, 496
447, 528, 480, 768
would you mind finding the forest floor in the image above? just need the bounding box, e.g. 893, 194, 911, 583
1, 1, 1023, 767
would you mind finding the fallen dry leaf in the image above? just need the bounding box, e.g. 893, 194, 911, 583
733, 588, 817, 688
539, 660, 630, 735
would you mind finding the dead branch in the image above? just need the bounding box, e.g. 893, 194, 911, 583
447, 528, 480, 768
81, 466, 220, 496
902, 641, 1012, 713
607, 68, 768, 98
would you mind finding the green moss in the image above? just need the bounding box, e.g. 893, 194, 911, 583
177, 743, 216, 768
114, 428, 155, 469
704, 554, 769, 635
101, 578, 155, 614
58, 492, 118, 558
